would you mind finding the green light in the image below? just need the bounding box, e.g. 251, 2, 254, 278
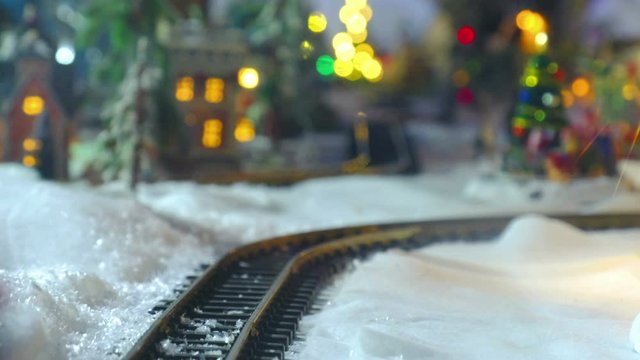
534, 109, 546, 121
316, 55, 334, 76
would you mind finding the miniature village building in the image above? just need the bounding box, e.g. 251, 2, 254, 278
1, 28, 68, 179
162, 21, 257, 179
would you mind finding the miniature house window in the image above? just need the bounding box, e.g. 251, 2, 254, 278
205, 78, 224, 103
202, 119, 223, 148
234, 117, 255, 143
175, 77, 194, 102
23, 96, 45, 116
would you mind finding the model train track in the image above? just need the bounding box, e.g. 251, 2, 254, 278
125, 214, 640, 360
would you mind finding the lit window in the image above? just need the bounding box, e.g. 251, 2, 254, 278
175, 77, 194, 102
23, 138, 41, 151
22, 155, 38, 167
234, 117, 255, 143
205, 78, 224, 103
23, 96, 45, 116
202, 119, 223, 148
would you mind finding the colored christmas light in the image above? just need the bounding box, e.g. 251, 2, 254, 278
457, 26, 476, 45
316, 55, 334, 76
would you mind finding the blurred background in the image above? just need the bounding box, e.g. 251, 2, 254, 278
0, 0, 639, 185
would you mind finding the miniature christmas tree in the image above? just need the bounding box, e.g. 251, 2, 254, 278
505, 54, 568, 175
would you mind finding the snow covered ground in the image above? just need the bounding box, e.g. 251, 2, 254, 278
293, 216, 640, 359
1, 162, 640, 359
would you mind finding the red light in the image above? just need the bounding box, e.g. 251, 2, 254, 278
512, 126, 526, 137
457, 26, 476, 45
554, 69, 565, 82
456, 87, 474, 105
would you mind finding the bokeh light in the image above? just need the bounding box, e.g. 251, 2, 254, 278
571, 77, 590, 97
238, 67, 260, 89
308, 12, 327, 33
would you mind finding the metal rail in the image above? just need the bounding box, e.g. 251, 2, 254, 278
125, 213, 640, 360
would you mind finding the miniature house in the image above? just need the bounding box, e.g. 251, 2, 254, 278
163, 21, 257, 178
1, 28, 68, 179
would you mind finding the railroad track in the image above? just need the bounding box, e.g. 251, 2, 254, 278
125, 214, 640, 360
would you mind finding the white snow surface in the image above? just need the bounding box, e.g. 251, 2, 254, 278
294, 215, 640, 359
0, 165, 215, 359
1, 162, 640, 359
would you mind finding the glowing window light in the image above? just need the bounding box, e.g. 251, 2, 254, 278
335, 42, 356, 61
361, 5, 373, 21
308, 12, 327, 33
22, 155, 37, 167
23, 138, 41, 152
350, 30, 368, 44
339, 5, 359, 24
175, 77, 194, 102
353, 51, 372, 71
316, 55, 335, 76
334, 59, 354, 77
571, 77, 590, 97
362, 58, 382, 81
238, 67, 260, 89
202, 119, 223, 148
355, 43, 374, 57
346, 13, 367, 34
23, 96, 45, 116
234, 117, 255, 143
205, 78, 224, 103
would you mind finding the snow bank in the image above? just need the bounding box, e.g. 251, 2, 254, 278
138, 166, 640, 244
294, 216, 640, 359
0, 168, 215, 360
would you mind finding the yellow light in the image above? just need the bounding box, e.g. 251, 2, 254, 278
332, 32, 352, 49
308, 12, 327, 33
23, 96, 45, 116
346, 13, 367, 34
202, 119, 223, 148
346, 69, 362, 81
346, 0, 367, 9
22, 138, 41, 152
452, 69, 470, 87
300, 40, 314, 59
571, 77, 590, 97
524, 75, 538, 87
561, 89, 574, 107
623, 83, 638, 101
516, 10, 545, 33
175, 77, 194, 102
339, 5, 359, 24
205, 78, 224, 103
355, 43, 374, 57
22, 155, 37, 167
238, 67, 260, 89
361, 5, 373, 21
362, 58, 382, 81
334, 59, 354, 77
335, 42, 356, 61
353, 51, 372, 71
234, 117, 255, 143
535, 32, 548, 46
350, 30, 368, 44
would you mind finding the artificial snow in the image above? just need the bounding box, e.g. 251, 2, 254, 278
0, 165, 215, 360
2, 162, 640, 359
293, 215, 640, 359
